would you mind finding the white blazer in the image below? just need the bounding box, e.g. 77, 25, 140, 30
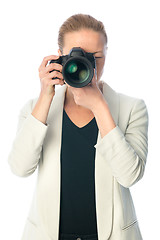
8, 81, 148, 240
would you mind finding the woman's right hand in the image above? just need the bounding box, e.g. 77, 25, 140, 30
38, 55, 65, 98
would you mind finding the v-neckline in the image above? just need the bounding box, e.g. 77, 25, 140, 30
63, 108, 95, 130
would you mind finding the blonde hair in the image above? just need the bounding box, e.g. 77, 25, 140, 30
58, 14, 108, 52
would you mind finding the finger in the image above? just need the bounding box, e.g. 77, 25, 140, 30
39, 70, 63, 82
39, 63, 62, 79
38, 55, 59, 71
44, 63, 63, 74
49, 70, 63, 80
49, 78, 65, 86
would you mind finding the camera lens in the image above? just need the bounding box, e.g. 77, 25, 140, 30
65, 59, 90, 83
62, 55, 94, 88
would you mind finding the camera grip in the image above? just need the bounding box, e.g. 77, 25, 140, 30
49, 56, 62, 65
48, 57, 63, 80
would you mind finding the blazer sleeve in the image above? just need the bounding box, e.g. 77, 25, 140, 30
8, 99, 49, 177
94, 99, 149, 188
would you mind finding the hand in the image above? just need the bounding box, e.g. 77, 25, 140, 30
38, 55, 65, 98
67, 70, 104, 112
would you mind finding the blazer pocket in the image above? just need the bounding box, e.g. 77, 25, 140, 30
121, 220, 143, 240
122, 219, 138, 231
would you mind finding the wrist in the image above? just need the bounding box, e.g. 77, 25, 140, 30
31, 93, 53, 125
92, 96, 116, 138
91, 94, 106, 114
39, 92, 54, 103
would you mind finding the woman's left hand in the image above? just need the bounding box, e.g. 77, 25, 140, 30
67, 71, 104, 112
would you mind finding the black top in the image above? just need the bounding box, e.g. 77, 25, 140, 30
59, 108, 99, 235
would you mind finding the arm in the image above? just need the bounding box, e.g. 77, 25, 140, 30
8, 98, 49, 177
93, 98, 149, 188
31, 92, 54, 125
8, 54, 65, 177
92, 95, 116, 138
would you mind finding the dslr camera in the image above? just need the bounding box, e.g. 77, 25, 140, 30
49, 47, 96, 88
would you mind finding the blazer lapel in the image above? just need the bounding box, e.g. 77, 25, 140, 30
94, 81, 119, 240
37, 82, 119, 240
37, 84, 67, 239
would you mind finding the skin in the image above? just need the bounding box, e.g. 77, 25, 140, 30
58, 29, 116, 137
58, 29, 107, 112
32, 28, 116, 138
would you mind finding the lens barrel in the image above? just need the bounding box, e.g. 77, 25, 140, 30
63, 56, 94, 88
49, 47, 95, 88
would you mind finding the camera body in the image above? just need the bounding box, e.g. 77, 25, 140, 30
49, 47, 96, 88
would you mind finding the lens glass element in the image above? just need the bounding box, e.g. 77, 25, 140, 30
65, 60, 90, 83
67, 63, 78, 74
79, 70, 89, 81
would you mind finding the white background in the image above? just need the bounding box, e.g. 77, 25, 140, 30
0, 0, 159, 239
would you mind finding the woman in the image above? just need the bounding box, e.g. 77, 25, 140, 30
8, 14, 148, 240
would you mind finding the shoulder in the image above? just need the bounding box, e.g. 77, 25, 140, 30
116, 89, 148, 121
101, 80, 147, 111
118, 91, 148, 128
101, 81, 148, 131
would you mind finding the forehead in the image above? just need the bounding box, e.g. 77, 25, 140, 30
63, 29, 106, 53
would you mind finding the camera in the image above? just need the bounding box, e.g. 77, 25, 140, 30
49, 47, 96, 88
